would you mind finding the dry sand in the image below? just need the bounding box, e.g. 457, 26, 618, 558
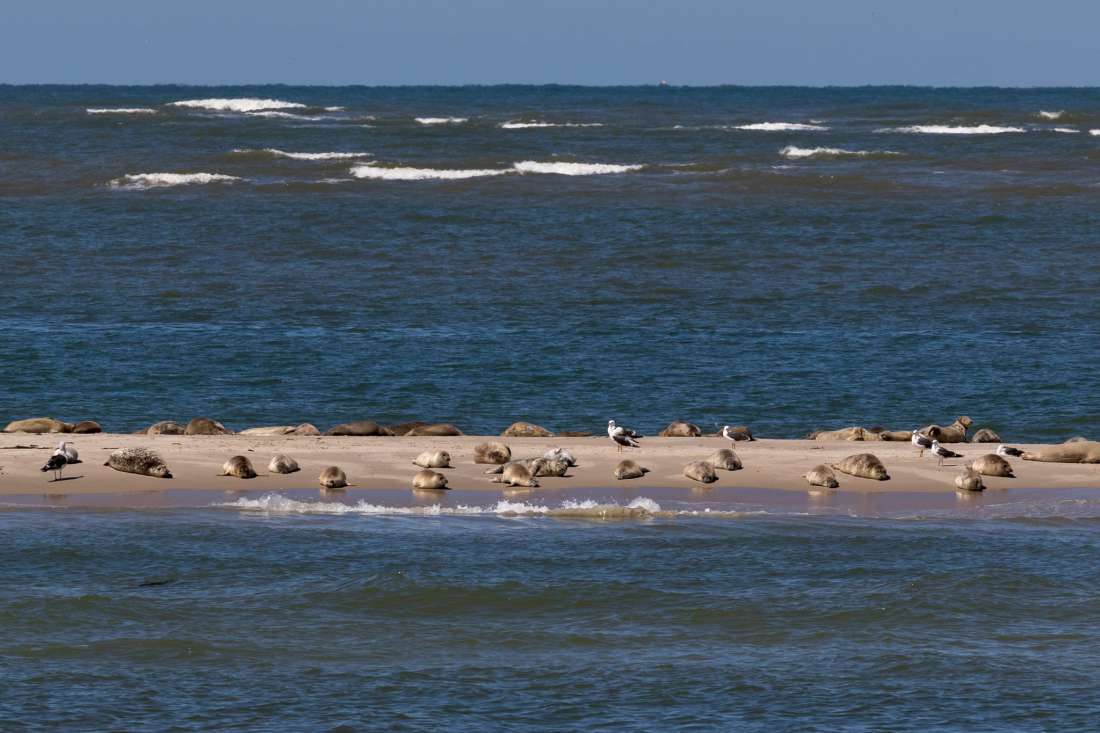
2, 433, 1098, 498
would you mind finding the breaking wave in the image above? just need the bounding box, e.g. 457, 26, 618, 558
245, 111, 329, 121
86, 107, 157, 115
232, 148, 371, 161
734, 122, 830, 131
883, 125, 1026, 135
416, 117, 468, 125
168, 98, 307, 112
1091, 129, 1100, 137
349, 164, 509, 181
1038, 110, 1065, 120
513, 161, 643, 175
779, 146, 901, 159
1053, 128, 1080, 134
501, 121, 604, 129
108, 172, 243, 190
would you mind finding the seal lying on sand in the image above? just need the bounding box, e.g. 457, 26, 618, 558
405, 423, 463, 437
543, 447, 577, 467
268, 454, 300, 474
413, 450, 451, 469
490, 463, 539, 488
3, 417, 73, 434
970, 428, 1002, 443
500, 421, 554, 438
808, 427, 883, 441
474, 442, 511, 464
969, 454, 1014, 478
804, 464, 839, 489
71, 421, 102, 434
318, 466, 348, 489
219, 455, 257, 479
1022, 441, 1100, 464
484, 458, 568, 477
614, 460, 649, 480
185, 417, 233, 436
325, 420, 386, 436
104, 447, 172, 478
683, 461, 718, 484
144, 420, 186, 435
708, 448, 742, 471
412, 469, 449, 490
955, 467, 985, 492
922, 416, 972, 443
831, 453, 889, 480
660, 421, 701, 438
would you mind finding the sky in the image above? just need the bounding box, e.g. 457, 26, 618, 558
4, 0, 1099, 86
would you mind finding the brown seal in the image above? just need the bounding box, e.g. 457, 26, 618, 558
268, 454, 300, 474
970, 428, 1002, 443
954, 467, 985, 492
219, 455, 257, 479
3, 417, 73, 434
683, 461, 717, 484
104, 447, 172, 478
474, 442, 512, 464
318, 466, 348, 489
71, 421, 103, 434
614, 460, 649, 480
185, 417, 233, 436
921, 416, 972, 443
500, 421, 554, 438
144, 420, 186, 435
325, 420, 386, 436
405, 423, 464, 437
543, 447, 577, 467
969, 454, 1014, 478
660, 421, 701, 438
1022, 441, 1100, 464
808, 427, 883, 441
490, 463, 539, 488
831, 453, 889, 480
804, 464, 839, 489
708, 448, 742, 471
412, 469, 449, 490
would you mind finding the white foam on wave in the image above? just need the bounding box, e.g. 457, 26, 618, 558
501, 121, 603, 129
1038, 110, 1064, 120
882, 124, 1026, 135
513, 160, 643, 175
168, 98, 307, 112
246, 111, 329, 121
108, 172, 243, 190
1052, 127, 1080, 134
324, 106, 345, 112
218, 493, 664, 518
349, 164, 509, 181
86, 107, 158, 115
233, 148, 371, 160
735, 122, 830, 131
1091, 129, 1100, 136
779, 145, 901, 159
416, 117, 468, 125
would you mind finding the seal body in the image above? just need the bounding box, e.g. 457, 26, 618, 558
614, 460, 648, 480
683, 461, 717, 484
240, 426, 297, 436
71, 421, 102, 434
318, 466, 348, 489
220, 455, 257, 479
659, 421, 701, 438
325, 420, 385, 436
185, 417, 233, 436
708, 448, 742, 471
804, 464, 839, 489
955, 467, 985, 492
405, 423, 463, 437
491, 463, 539, 488
1022, 441, 1100, 464
500, 421, 554, 438
413, 450, 451, 469
529, 458, 569, 477
809, 427, 882, 441
474, 442, 512, 464
268, 454, 300, 474
922, 416, 972, 443
831, 453, 889, 480
104, 447, 172, 478
969, 454, 1014, 477
145, 420, 186, 435
3, 417, 73, 434
543, 447, 577, 467
412, 469, 449, 490
970, 428, 1002, 444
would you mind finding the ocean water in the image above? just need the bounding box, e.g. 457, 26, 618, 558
2, 85, 1099, 438
3, 495, 1100, 731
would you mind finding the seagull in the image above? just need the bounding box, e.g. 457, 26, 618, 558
996, 445, 1024, 458
930, 440, 963, 467
40, 452, 68, 481
54, 441, 79, 464
608, 420, 642, 452
911, 429, 933, 457
721, 426, 745, 445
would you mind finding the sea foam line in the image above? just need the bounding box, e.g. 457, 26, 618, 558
1091, 129, 1100, 137
233, 148, 371, 160
416, 117, 468, 125
349, 160, 644, 180
735, 122, 830, 131
108, 172, 243, 190
779, 146, 901, 159
86, 107, 158, 115
500, 121, 604, 129
1038, 110, 1065, 120
880, 124, 1026, 135
513, 160, 643, 175
218, 493, 663, 518
168, 98, 307, 112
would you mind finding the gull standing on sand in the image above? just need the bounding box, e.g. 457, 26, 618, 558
930, 440, 963, 467
721, 426, 745, 447
996, 444, 1024, 458
911, 430, 933, 457
608, 420, 642, 452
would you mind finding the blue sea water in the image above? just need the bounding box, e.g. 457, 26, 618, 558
1, 85, 1099, 440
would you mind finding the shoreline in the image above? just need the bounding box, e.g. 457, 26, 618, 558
2, 433, 1098, 498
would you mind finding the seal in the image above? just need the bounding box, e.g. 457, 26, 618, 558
219, 455, 257, 479
543, 447, 577, 467
682, 461, 717, 484
614, 459, 649, 480
405, 423, 464, 437
144, 420, 186, 435
1022, 441, 1100, 464
877, 430, 914, 441
412, 469, 449, 490
808, 427, 883, 441
831, 453, 889, 481
292, 423, 321, 436
659, 421, 701, 438
318, 466, 348, 489
490, 463, 539, 488
268, 454, 300, 474
104, 447, 172, 478
708, 448, 742, 471
969, 453, 1014, 478
921, 416, 972, 443
970, 428, 1002, 443
71, 421, 102, 434
954, 467, 985, 492
500, 421, 554, 438
474, 442, 512, 464
185, 417, 233, 436
3, 417, 73, 434
413, 450, 452, 469
529, 458, 569, 477
804, 464, 839, 489
325, 420, 386, 436
239, 426, 297, 436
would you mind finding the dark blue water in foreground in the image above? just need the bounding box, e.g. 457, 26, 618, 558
2, 85, 1099, 438
3, 497, 1100, 732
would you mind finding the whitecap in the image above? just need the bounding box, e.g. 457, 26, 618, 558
324, 106, 345, 112
246, 111, 329, 121
217, 493, 663, 518
233, 148, 371, 160
882, 124, 1026, 135
416, 117, 469, 125
1091, 129, 1100, 136
779, 146, 901, 159
500, 121, 603, 129
108, 172, 243, 190
1038, 110, 1064, 120
1053, 127, 1080, 134
734, 122, 830, 131
513, 161, 643, 175
168, 98, 306, 112
86, 107, 158, 115
349, 164, 509, 181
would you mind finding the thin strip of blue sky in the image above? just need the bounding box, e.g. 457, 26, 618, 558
4, 0, 1098, 85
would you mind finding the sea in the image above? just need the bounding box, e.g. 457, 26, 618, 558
3, 86, 1100, 731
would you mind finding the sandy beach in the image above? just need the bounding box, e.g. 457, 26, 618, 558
3, 432, 1098, 498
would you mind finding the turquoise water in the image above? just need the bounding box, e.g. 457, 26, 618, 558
3, 496, 1100, 731
2, 85, 1099, 439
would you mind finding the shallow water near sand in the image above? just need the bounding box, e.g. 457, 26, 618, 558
3, 501, 1100, 731
3, 85, 1100, 439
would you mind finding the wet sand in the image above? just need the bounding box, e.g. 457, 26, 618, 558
2, 433, 1098, 499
